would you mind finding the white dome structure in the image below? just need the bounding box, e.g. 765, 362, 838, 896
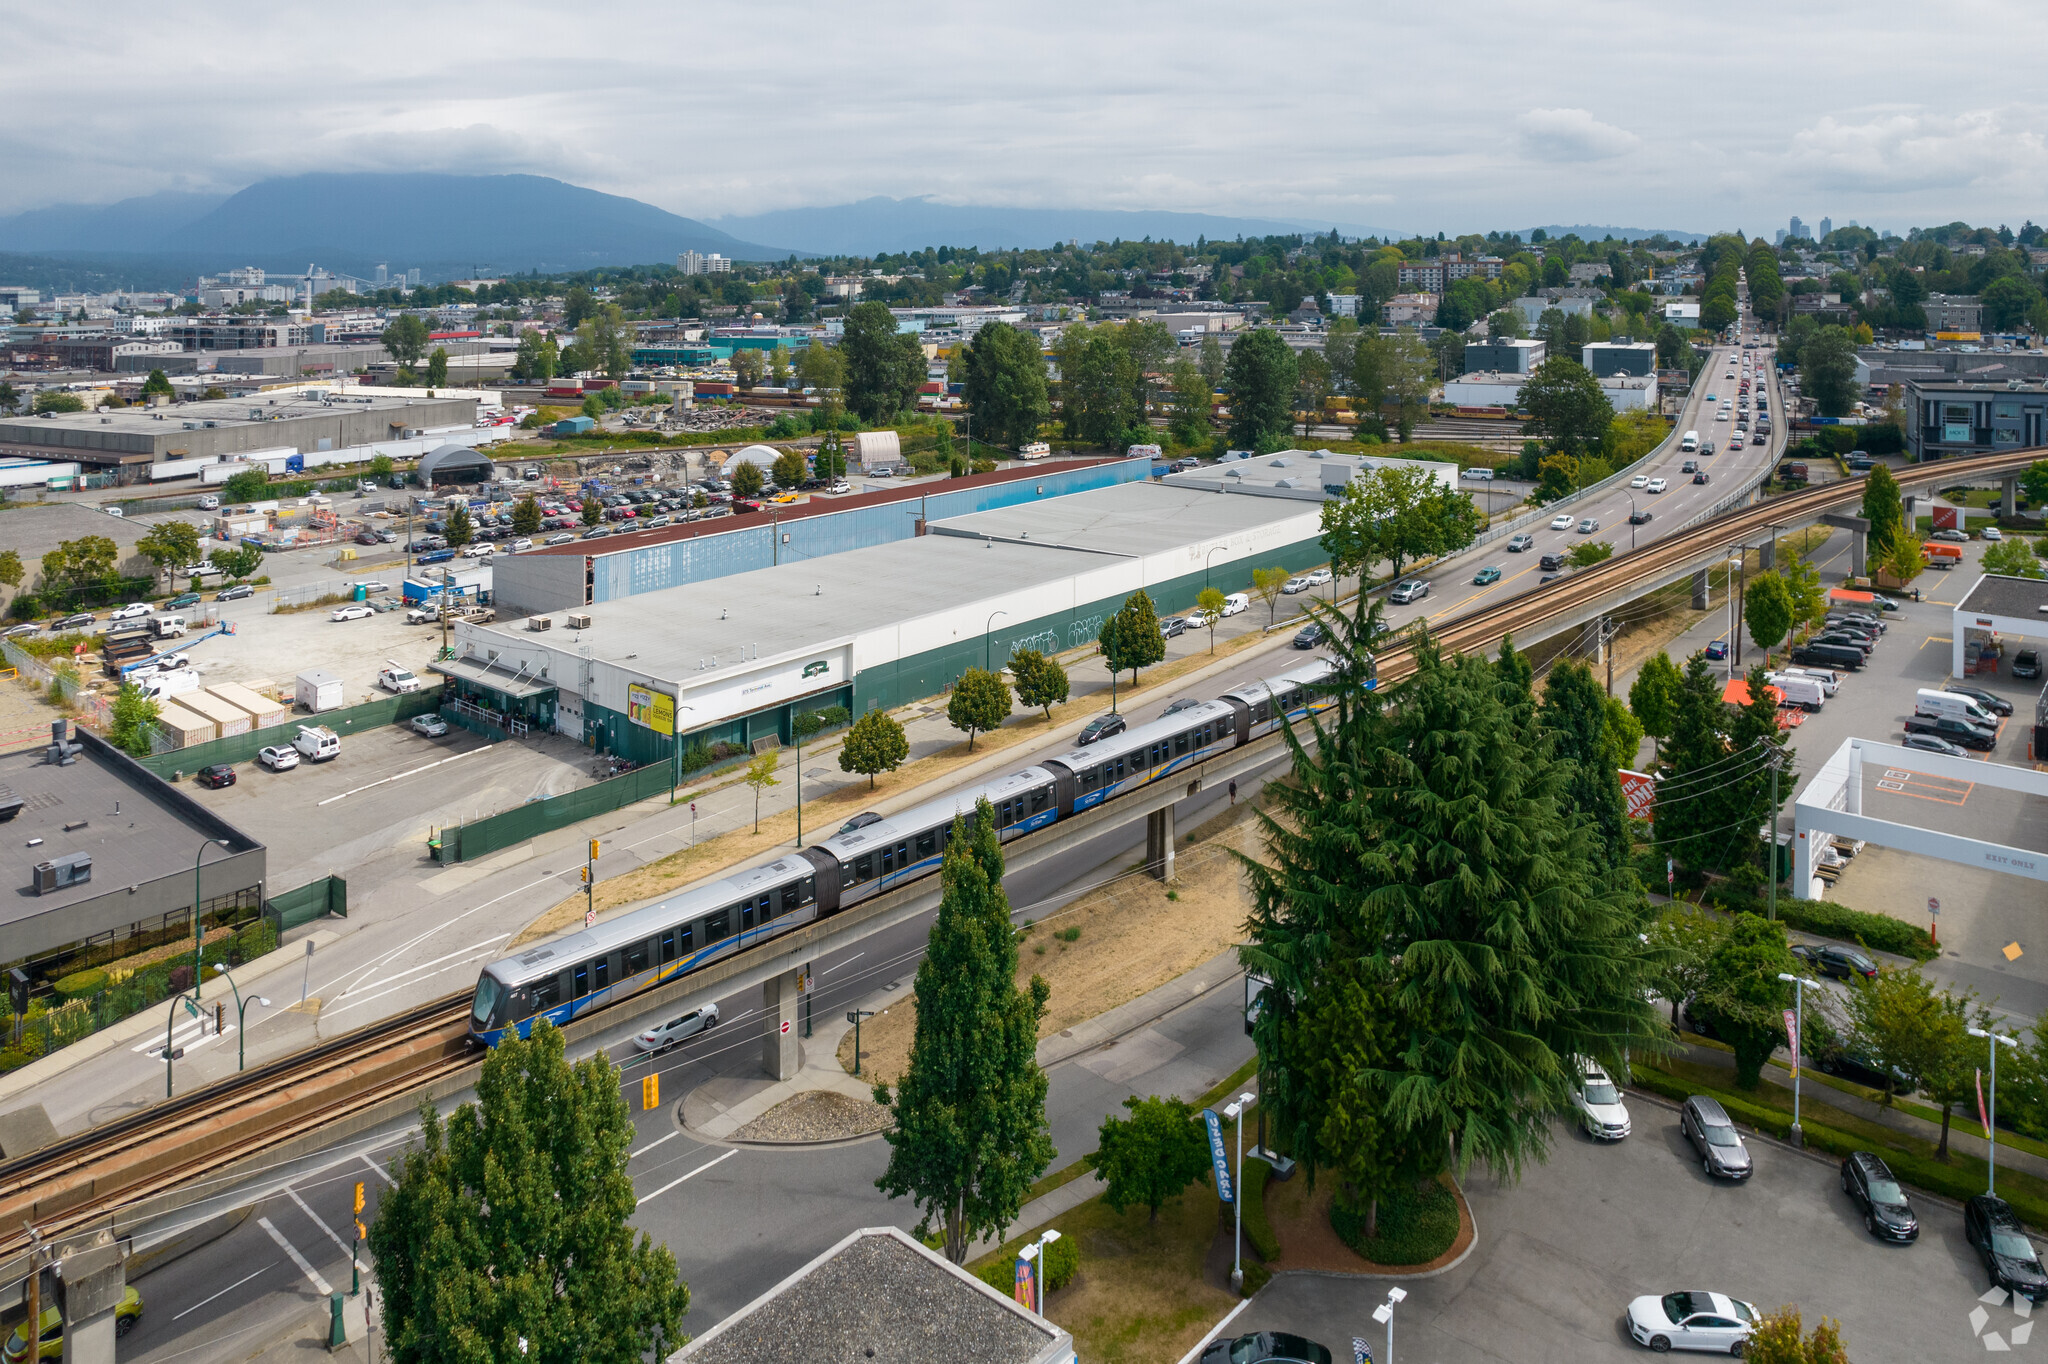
720, 444, 780, 477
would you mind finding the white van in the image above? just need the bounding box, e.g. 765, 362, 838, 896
1915, 688, 1994, 725
140, 668, 200, 701
1778, 666, 1840, 696
1765, 673, 1825, 712
1680, 430, 1700, 453
1220, 593, 1249, 618
293, 725, 341, 762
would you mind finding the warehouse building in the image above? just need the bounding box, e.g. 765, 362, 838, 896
0, 389, 478, 482
1582, 341, 1658, 378
1163, 448, 1457, 503
436, 480, 1329, 765
491, 456, 1149, 619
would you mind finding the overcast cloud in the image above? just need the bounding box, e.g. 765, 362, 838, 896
2, 0, 2043, 235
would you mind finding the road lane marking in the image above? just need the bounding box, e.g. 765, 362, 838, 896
631, 1131, 680, 1160
820, 952, 864, 976
287, 1186, 363, 1266
359, 1152, 393, 1185
324, 949, 504, 1019
325, 871, 561, 1001
636, 1148, 737, 1206
341, 936, 508, 997
172, 1265, 271, 1321
259, 1215, 333, 1296
317, 746, 483, 805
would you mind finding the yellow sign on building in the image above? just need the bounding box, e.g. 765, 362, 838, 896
626, 683, 675, 734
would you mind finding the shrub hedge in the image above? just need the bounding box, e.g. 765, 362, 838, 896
1700, 887, 1938, 961
1241, 1158, 1280, 1262
53, 967, 108, 1001
1329, 1177, 1460, 1266
973, 1230, 1079, 1295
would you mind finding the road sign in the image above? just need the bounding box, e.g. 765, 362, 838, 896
1929, 897, 1941, 916
780, 1020, 791, 1035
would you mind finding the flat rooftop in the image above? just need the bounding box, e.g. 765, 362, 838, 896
1959, 573, 2048, 623
0, 389, 458, 442
1859, 757, 2048, 862
929, 477, 1315, 555
1164, 449, 1458, 497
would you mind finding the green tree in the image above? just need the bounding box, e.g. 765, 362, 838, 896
0, 549, 20, 589
1567, 540, 1614, 569
1008, 647, 1069, 722
744, 747, 779, 831
444, 503, 474, 549
1800, 325, 1859, 418
1166, 358, 1212, 447
580, 394, 606, 420
1861, 463, 1904, 555
108, 682, 162, 757
1199, 335, 1225, 393
39, 535, 119, 597
580, 496, 603, 527
1320, 461, 1484, 584
1983, 275, 2039, 332
512, 495, 543, 536
730, 460, 765, 500
1196, 586, 1227, 654
1518, 358, 1615, 458
959, 321, 1051, 450
1251, 566, 1291, 626
1694, 914, 1796, 1089
1842, 967, 1982, 1156
796, 340, 846, 397
947, 667, 1012, 750
380, 314, 430, 366
1983, 537, 2046, 579
221, 468, 270, 503
1744, 570, 1796, 664
1646, 908, 1725, 1029
771, 448, 809, 490
874, 800, 1054, 1262
32, 391, 84, 415
1538, 659, 1631, 870
730, 347, 765, 389
140, 369, 174, 400
1224, 328, 1300, 453
577, 305, 631, 380
368, 454, 396, 478
1744, 1306, 1849, 1364
513, 329, 558, 383
839, 708, 909, 788
1243, 622, 1666, 1183
1092, 1095, 1212, 1222
210, 542, 263, 581
1099, 590, 1165, 689
1291, 953, 1427, 1237
2018, 459, 2048, 511
842, 300, 926, 422
425, 347, 449, 387
136, 520, 201, 589
1054, 325, 1139, 447
1600, 694, 1645, 772
368, 1020, 688, 1364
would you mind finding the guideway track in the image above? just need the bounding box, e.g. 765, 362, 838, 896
0, 444, 2035, 1267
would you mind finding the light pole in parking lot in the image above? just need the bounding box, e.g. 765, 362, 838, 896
985, 610, 1008, 672
1372, 1286, 1408, 1364
1775, 971, 1819, 1146
1969, 1027, 2020, 1195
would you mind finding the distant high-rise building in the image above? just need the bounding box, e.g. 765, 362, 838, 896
1774, 229, 1787, 246
677, 251, 732, 275
1819, 217, 1833, 240
1788, 216, 1807, 241
373, 263, 388, 286
406, 269, 421, 286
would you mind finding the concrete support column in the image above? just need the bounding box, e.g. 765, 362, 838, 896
1850, 532, 1867, 579
1144, 804, 1175, 882
1691, 568, 1711, 610
1904, 494, 1918, 528
2005, 475, 2020, 519
57, 1234, 126, 1364
761, 966, 801, 1081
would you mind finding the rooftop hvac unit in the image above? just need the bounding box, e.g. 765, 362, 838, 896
32, 852, 91, 895
565, 613, 592, 630
527, 617, 553, 632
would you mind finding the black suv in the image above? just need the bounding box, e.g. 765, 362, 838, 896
2015, 648, 2043, 681
1841, 1151, 1918, 1242
1967, 1195, 2048, 1301
1076, 713, 1126, 746
1792, 942, 1877, 980
1539, 552, 1567, 571
1903, 715, 1996, 751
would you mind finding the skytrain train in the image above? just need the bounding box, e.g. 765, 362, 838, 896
467, 654, 1365, 1046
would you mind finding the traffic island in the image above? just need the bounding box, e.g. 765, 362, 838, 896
1258, 1171, 1475, 1277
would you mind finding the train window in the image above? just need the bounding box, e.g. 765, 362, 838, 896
758, 893, 775, 922
799, 876, 815, 904
1116, 757, 1127, 778
880, 844, 895, 875
660, 931, 677, 963
896, 840, 909, 868
916, 831, 936, 859
706, 910, 730, 942
534, 976, 561, 1008
1080, 766, 1098, 789
1219, 713, 1234, 734
1175, 733, 1190, 756
855, 853, 874, 883
841, 858, 858, 889
677, 923, 694, 953
740, 901, 756, 931
573, 963, 588, 997
781, 883, 799, 914
625, 941, 650, 974
1195, 725, 1210, 748
593, 957, 611, 989
1031, 788, 1049, 814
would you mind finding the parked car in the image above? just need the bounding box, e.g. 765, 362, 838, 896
1625, 1292, 1759, 1355
1472, 566, 1501, 585
257, 745, 300, 771
1, 623, 37, 639
108, 602, 151, 621
1967, 1195, 2048, 1303
1944, 683, 2013, 716
632, 1004, 721, 1053
1292, 623, 1326, 649
194, 764, 236, 789
1841, 1151, 1919, 1242
1506, 533, 1535, 552
1282, 576, 1312, 594
1816, 1044, 1910, 1092
1680, 1095, 1753, 1179
166, 592, 201, 610
330, 604, 375, 622
1388, 579, 1430, 604
417, 549, 456, 564
1198, 1333, 1333, 1364
1303, 568, 1333, 587
1791, 942, 1877, 981
216, 583, 255, 601
1550, 513, 1575, 531
544, 532, 576, 546
49, 612, 95, 631
1572, 1056, 1630, 1140
411, 714, 450, 738
1160, 615, 1188, 638
2015, 648, 2043, 680
1930, 527, 1971, 542
1076, 713, 1126, 746
1899, 733, 1968, 758
1903, 715, 1995, 751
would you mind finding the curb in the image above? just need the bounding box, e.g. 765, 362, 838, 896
1267, 1170, 1480, 1285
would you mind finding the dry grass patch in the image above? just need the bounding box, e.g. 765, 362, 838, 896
836, 795, 1268, 1085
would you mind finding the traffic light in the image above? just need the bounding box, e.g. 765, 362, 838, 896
589, 839, 600, 863
354, 1182, 365, 1215
642, 1074, 659, 1110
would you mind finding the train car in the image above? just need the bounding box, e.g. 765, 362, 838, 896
811, 766, 1060, 913
469, 852, 822, 1045
1217, 657, 1351, 740
1041, 701, 1238, 814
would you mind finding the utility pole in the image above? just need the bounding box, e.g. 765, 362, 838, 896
1604, 616, 1616, 697
23, 1224, 40, 1364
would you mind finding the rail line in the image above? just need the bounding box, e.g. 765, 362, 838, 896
0, 444, 2036, 1262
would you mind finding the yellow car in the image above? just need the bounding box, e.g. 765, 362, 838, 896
3, 1287, 144, 1359
769, 491, 800, 505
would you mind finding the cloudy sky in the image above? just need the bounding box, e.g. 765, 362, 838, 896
4, 0, 2043, 236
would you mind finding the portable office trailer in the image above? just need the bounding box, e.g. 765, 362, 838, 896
295, 669, 345, 713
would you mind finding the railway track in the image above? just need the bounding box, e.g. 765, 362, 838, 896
0, 445, 2036, 1262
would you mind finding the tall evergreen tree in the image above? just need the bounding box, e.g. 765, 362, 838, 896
1539, 659, 1632, 870
1861, 463, 1905, 555
1629, 650, 1683, 761
1653, 651, 1733, 873
875, 801, 1054, 1262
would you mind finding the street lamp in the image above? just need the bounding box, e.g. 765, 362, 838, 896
212, 963, 271, 1071
1205, 545, 1226, 590
1017, 1227, 1061, 1315
1725, 556, 1744, 677
1969, 1027, 2020, 1195
163, 994, 199, 1097
1222, 1091, 1257, 1289
1372, 1286, 1409, 1364
985, 609, 1009, 672
1776, 972, 1819, 1146
1624, 491, 1639, 551
189, 837, 232, 1007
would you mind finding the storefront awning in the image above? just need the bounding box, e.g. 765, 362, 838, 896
430, 654, 558, 700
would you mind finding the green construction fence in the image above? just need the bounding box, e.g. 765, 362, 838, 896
264, 875, 348, 931
140, 686, 450, 778
439, 762, 679, 863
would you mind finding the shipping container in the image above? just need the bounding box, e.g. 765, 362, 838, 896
154, 701, 216, 748
178, 689, 254, 737
205, 681, 289, 729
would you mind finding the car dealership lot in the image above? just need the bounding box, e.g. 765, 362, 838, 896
1229, 1095, 1999, 1361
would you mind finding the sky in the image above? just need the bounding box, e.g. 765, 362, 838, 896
3, 0, 2045, 237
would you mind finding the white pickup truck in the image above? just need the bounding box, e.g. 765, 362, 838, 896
378, 661, 421, 693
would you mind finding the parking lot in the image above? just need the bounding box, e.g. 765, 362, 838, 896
1229, 1096, 2006, 1361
